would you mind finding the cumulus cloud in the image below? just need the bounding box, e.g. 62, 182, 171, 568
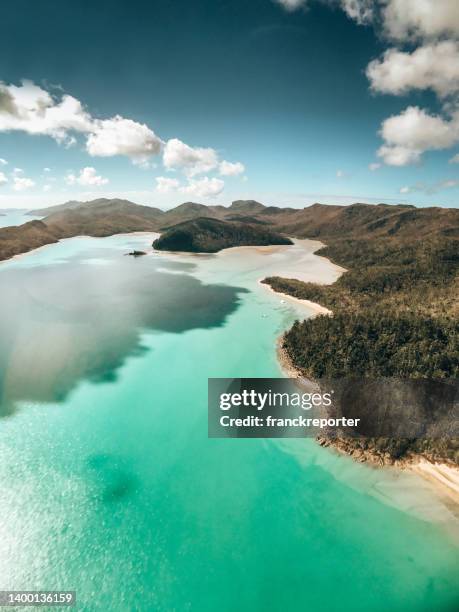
179, 176, 224, 198
65, 167, 109, 187
0, 81, 244, 196
272, 0, 459, 165
0, 80, 92, 144
340, 0, 374, 25
274, 0, 459, 41
0, 171, 7, 186
156, 175, 225, 198
364, 2, 459, 164
377, 106, 459, 166
13, 176, 35, 191
367, 41, 459, 98
382, 0, 459, 42
86, 116, 162, 162
155, 176, 180, 193
163, 138, 219, 177
0, 80, 162, 163
219, 160, 245, 176
0, 158, 7, 165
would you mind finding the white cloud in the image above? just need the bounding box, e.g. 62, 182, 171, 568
86, 116, 162, 162
43, 184, 52, 192
179, 176, 224, 198
377, 106, 459, 166
367, 41, 459, 98
400, 179, 459, 195
13, 176, 35, 191
0, 171, 7, 186
378, 145, 422, 166
369, 162, 381, 171
274, 0, 459, 41
0, 158, 7, 165
163, 138, 219, 177
0, 80, 92, 144
0, 80, 245, 187
382, 0, 459, 42
0, 80, 163, 164
272, 0, 459, 167
13, 167, 23, 175
43, 167, 51, 172
274, 0, 373, 22
65, 167, 109, 187
219, 160, 245, 176
155, 176, 180, 193
274, 0, 307, 11
340, 0, 374, 25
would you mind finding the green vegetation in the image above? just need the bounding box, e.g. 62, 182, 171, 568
263, 227, 459, 465
264, 235, 459, 318
153, 217, 292, 253
284, 312, 458, 379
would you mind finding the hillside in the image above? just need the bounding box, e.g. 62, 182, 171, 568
262, 205, 459, 466
1, 197, 458, 464
0, 199, 165, 261
158, 202, 225, 229
43, 198, 163, 237
152, 217, 292, 253
25, 199, 88, 216
25, 197, 163, 219
0, 220, 60, 260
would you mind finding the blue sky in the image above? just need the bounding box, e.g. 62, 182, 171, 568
1, 0, 459, 209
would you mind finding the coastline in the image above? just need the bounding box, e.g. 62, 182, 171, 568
5, 228, 458, 512
276, 337, 459, 511
260, 280, 332, 316
1, 231, 159, 266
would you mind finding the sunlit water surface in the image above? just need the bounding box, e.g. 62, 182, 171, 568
0, 234, 458, 612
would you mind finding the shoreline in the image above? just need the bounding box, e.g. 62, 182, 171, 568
1, 231, 159, 266
260, 280, 332, 316
4, 229, 458, 513
276, 336, 459, 512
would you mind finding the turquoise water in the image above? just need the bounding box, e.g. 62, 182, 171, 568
0, 234, 458, 611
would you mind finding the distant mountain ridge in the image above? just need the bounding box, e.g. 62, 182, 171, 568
0, 197, 457, 262
24, 197, 459, 243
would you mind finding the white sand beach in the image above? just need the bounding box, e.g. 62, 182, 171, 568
410, 461, 459, 507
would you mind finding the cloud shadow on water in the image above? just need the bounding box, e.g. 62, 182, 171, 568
0, 251, 248, 416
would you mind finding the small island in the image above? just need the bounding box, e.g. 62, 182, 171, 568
152, 217, 293, 253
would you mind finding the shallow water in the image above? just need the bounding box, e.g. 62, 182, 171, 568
0, 234, 458, 612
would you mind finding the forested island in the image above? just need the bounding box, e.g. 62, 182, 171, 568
262, 207, 458, 466
1, 197, 458, 468
153, 217, 292, 253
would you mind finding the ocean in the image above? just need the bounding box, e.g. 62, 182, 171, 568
0, 233, 458, 611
